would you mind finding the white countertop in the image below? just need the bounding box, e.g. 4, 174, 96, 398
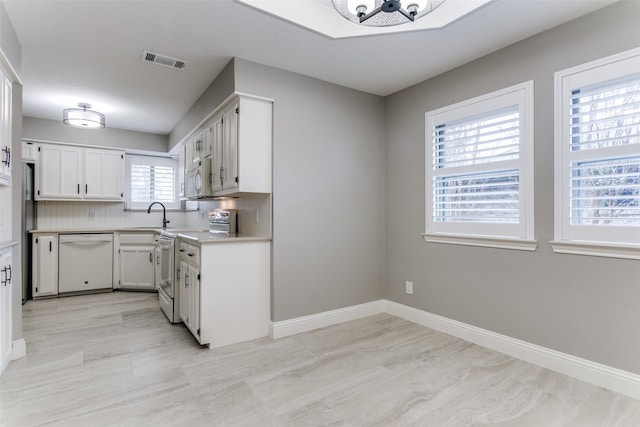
171, 232, 271, 244
29, 228, 271, 244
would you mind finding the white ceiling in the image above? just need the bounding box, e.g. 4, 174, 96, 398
2, 0, 615, 136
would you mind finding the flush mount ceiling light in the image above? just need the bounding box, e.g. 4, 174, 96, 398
332, 0, 445, 26
63, 103, 105, 129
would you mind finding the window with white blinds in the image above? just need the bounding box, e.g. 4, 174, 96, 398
553, 48, 640, 258
425, 81, 535, 250
125, 154, 179, 210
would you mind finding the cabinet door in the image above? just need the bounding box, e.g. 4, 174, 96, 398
0, 250, 12, 373
179, 260, 200, 340
178, 144, 186, 198
0, 74, 11, 185
185, 264, 200, 340
33, 234, 58, 297
222, 104, 238, 192
210, 118, 223, 193
199, 127, 212, 158
179, 259, 189, 325
84, 149, 124, 200
37, 145, 82, 199
119, 246, 155, 289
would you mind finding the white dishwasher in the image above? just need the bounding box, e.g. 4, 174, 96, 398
59, 233, 114, 293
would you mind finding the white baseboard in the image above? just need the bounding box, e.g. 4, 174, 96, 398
270, 299, 640, 400
12, 338, 26, 360
270, 300, 385, 339
383, 300, 640, 400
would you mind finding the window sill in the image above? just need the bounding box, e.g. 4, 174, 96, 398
550, 240, 640, 260
423, 234, 538, 251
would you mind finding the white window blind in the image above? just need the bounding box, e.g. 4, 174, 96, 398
569, 78, 640, 226
125, 154, 179, 209
425, 81, 535, 249
432, 106, 520, 224
553, 48, 640, 257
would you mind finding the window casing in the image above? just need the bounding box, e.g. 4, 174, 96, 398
424, 81, 535, 250
125, 154, 179, 210
553, 48, 640, 259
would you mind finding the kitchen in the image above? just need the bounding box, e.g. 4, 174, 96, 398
2, 0, 640, 425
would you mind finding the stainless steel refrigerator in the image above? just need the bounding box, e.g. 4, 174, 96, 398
21, 162, 35, 303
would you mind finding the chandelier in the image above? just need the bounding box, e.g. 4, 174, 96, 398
332, 0, 445, 26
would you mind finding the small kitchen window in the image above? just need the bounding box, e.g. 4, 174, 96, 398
125, 154, 180, 210
552, 47, 640, 259
424, 81, 536, 250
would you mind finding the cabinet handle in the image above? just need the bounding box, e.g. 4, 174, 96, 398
86, 184, 88, 194
77, 184, 80, 194
1, 146, 9, 166
187, 252, 194, 257
6, 265, 10, 284
49, 241, 52, 252
185, 272, 189, 288
150, 253, 153, 263
156, 255, 160, 265
1, 267, 6, 286
220, 167, 224, 186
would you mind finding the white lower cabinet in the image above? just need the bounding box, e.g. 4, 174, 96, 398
178, 239, 270, 348
179, 242, 200, 340
32, 234, 58, 298
1, 248, 13, 374
115, 233, 156, 291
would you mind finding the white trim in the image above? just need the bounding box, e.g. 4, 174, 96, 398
270, 299, 640, 400
425, 80, 535, 246
550, 240, 640, 260
12, 339, 25, 360
270, 300, 385, 339
554, 47, 640, 250
423, 233, 538, 251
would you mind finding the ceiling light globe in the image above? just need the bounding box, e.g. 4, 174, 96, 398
347, 0, 375, 16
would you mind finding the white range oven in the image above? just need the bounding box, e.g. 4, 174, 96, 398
156, 233, 180, 323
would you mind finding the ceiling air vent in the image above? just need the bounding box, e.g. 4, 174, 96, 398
141, 50, 187, 70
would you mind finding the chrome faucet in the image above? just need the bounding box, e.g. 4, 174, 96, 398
147, 201, 170, 229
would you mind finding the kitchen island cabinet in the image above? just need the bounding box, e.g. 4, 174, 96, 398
176, 236, 270, 348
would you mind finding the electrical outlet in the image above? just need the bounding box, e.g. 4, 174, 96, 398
405, 281, 413, 295
88, 211, 96, 221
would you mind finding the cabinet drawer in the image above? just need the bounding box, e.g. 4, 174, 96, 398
179, 242, 199, 265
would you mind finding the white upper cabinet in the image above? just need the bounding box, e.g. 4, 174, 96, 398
208, 96, 272, 197
0, 70, 12, 186
36, 143, 124, 201
185, 127, 211, 171
210, 117, 223, 193
84, 149, 124, 200
37, 144, 83, 199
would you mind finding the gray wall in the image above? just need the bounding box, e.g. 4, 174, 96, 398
234, 59, 385, 321
23, 117, 168, 153
384, 1, 640, 374
168, 59, 235, 151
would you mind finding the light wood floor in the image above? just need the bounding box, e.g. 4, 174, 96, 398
1, 292, 640, 426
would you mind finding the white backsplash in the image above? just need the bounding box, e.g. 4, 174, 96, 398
36, 201, 189, 230
186, 194, 272, 236
36, 194, 271, 236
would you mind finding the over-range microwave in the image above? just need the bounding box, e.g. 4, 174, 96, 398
185, 156, 212, 199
